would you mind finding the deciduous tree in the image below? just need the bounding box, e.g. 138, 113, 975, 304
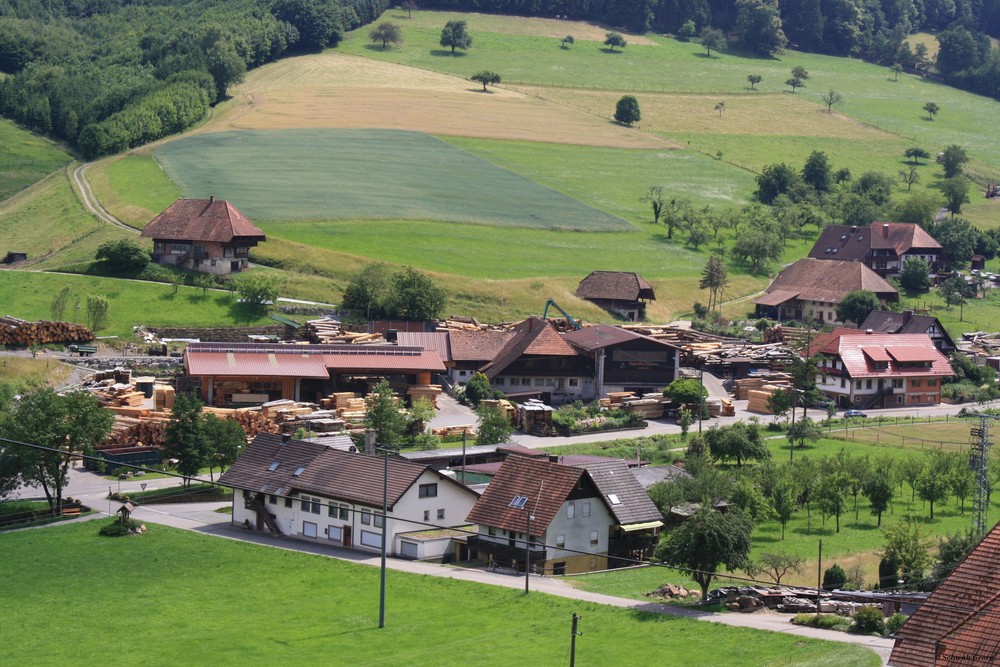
614, 94, 640, 126
898, 166, 920, 192
904, 147, 930, 164
656, 507, 753, 600
164, 391, 208, 484
95, 239, 150, 275
698, 255, 728, 312
821, 89, 844, 112
801, 150, 832, 193
470, 70, 500, 91
440, 20, 471, 53
746, 73, 762, 90
941, 176, 970, 215
816, 471, 850, 532
369, 21, 402, 48
900, 257, 931, 291
700, 27, 725, 56
604, 32, 626, 52
475, 403, 512, 445
640, 185, 666, 225
85, 294, 110, 332
923, 101, 939, 119
835, 290, 880, 325
365, 379, 407, 446
882, 517, 931, 584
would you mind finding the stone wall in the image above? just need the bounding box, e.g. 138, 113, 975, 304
147, 325, 286, 342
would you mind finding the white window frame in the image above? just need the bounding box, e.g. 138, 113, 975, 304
566, 502, 575, 519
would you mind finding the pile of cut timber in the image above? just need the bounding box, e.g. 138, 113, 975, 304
0, 316, 94, 345
746, 384, 791, 414
480, 399, 516, 424
407, 384, 442, 408
733, 376, 794, 400
153, 385, 175, 411
103, 415, 169, 449
202, 407, 281, 438
606, 391, 636, 406
305, 319, 385, 344
431, 425, 475, 438
95, 383, 145, 408
621, 394, 666, 419
436, 317, 482, 332
261, 399, 353, 434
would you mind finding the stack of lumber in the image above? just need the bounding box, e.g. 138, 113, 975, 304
720, 398, 735, 417
94, 383, 146, 408
103, 415, 169, 449
764, 325, 820, 351
517, 399, 553, 436
606, 391, 636, 406
305, 319, 386, 344
340, 396, 370, 422
621, 394, 666, 419
406, 384, 442, 407
480, 399, 517, 424
319, 392, 360, 410
0, 316, 93, 345
431, 424, 476, 438
153, 385, 175, 411
746, 384, 791, 414
733, 374, 794, 400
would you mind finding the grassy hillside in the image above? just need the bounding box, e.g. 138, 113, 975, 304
0, 119, 72, 201
0, 521, 880, 666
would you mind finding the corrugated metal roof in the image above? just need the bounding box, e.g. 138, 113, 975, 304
186, 352, 330, 378
397, 332, 452, 362
184, 342, 445, 376
861, 346, 893, 362
886, 346, 937, 362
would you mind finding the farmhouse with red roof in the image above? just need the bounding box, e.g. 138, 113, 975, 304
810, 328, 954, 408
141, 197, 265, 275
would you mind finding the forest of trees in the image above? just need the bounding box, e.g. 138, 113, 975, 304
3, 0, 1000, 159
0, 0, 390, 157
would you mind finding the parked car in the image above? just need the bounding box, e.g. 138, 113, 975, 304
844, 409, 868, 418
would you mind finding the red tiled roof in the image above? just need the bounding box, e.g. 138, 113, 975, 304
466, 457, 586, 535
448, 330, 515, 362
479, 318, 578, 380
820, 332, 953, 379
762, 259, 898, 303
141, 198, 265, 243
575, 271, 656, 302
889, 523, 1000, 667
184, 342, 444, 377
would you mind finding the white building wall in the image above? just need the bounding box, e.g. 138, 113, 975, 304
543, 497, 613, 560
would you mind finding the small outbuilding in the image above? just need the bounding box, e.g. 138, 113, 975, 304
575, 271, 656, 321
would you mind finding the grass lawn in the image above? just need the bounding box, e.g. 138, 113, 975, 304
0, 355, 72, 388
0, 119, 72, 200
155, 129, 632, 231
85, 154, 181, 229
0, 521, 880, 666
0, 270, 274, 338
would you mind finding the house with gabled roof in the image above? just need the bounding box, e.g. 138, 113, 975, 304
219, 433, 480, 560
859, 310, 956, 352
575, 271, 656, 321
809, 328, 954, 409
480, 317, 593, 403
465, 456, 662, 575
808, 222, 943, 278
754, 258, 898, 324
446, 329, 515, 386
564, 324, 679, 397
141, 197, 265, 274
889, 522, 1000, 666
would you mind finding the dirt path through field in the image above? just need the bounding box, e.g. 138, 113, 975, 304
209, 53, 677, 149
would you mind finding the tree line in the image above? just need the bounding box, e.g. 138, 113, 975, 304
0, 0, 390, 158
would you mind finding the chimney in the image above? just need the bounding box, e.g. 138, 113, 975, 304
209, 195, 215, 204
903, 310, 914, 325
882, 223, 889, 239
865, 329, 873, 335
281, 433, 291, 444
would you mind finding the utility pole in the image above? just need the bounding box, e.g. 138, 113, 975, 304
816, 539, 822, 614
570, 613, 582, 667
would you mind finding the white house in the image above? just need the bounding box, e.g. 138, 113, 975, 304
219, 433, 480, 561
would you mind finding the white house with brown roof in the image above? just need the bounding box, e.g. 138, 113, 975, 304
466, 456, 662, 575
220, 433, 480, 560
575, 271, 656, 321
754, 258, 899, 324
808, 222, 943, 278
141, 197, 265, 275
810, 328, 954, 409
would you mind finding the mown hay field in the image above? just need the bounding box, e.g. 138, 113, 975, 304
0, 119, 72, 201
155, 129, 633, 231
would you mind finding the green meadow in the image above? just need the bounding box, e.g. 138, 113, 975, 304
155, 129, 633, 231
0, 119, 72, 200
0, 521, 880, 666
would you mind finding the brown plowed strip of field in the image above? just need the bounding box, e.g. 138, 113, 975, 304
208, 54, 677, 149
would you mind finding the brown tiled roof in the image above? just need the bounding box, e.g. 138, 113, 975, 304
808, 222, 941, 262
219, 433, 458, 509
575, 271, 656, 302
563, 324, 679, 353
479, 317, 578, 380
568, 460, 663, 526
141, 198, 265, 242
466, 457, 585, 535
762, 259, 898, 303
889, 523, 1000, 667
448, 330, 515, 362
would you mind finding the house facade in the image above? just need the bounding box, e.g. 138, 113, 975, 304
480, 318, 594, 404
754, 258, 898, 324
575, 271, 656, 321
466, 457, 662, 575
141, 197, 266, 275
811, 329, 954, 408
220, 433, 480, 560
808, 222, 943, 278
564, 324, 679, 398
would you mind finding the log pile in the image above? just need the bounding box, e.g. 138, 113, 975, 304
305, 319, 386, 345
0, 316, 94, 345
94, 383, 146, 408
103, 416, 169, 449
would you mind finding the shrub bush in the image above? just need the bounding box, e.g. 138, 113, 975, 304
852, 606, 886, 635
98, 518, 144, 537
885, 612, 908, 636
823, 564, 847, 590
792, 613, 851, 631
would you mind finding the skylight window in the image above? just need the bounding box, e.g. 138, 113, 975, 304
267, 462, 280, 472
508, 496, 528, 509
608, 494, 622, 505
293, 466, 306, 477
